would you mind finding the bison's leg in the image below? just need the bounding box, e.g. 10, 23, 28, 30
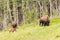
42, 21, 44, 26
47, 20, 50, 26
39, 20, 42, 25
44, 20, 50, 26
43, 21, 46, 26
40, 20, 44, 26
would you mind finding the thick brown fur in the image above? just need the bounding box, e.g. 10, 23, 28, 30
12, 21, 17, 28
9, 21, 17, 32
39, 15, 50, 26
9, 27, 16, 32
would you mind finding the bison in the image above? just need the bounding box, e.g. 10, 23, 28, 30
39, 15, 50, 26
9, 20, 17, 32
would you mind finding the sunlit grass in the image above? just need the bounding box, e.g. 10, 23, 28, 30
0, 18, 60, 40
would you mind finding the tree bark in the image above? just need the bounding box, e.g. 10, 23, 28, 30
49, 0, 53, 17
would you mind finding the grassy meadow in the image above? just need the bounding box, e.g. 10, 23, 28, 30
0, 18, 60, 40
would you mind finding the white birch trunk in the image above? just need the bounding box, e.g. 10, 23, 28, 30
22, 0, 25, 24
37, 1, 43, 18
58, 5, 60, 16
57, 0, 60, 16
49, 0, 53, 17
13, 0, 19, 25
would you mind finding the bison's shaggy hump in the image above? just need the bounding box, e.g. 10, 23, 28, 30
39, 15, 50, 26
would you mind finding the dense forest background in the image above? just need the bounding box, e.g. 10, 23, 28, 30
0, 0, 60, 29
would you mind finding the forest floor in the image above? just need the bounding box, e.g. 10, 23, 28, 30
0, 18, 60, 40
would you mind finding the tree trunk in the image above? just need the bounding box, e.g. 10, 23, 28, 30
2, 0, 7, 28
22, 0, 26, 24
37, 1, 43, 18
57, 0, 60, 16
49, 0, 53, 17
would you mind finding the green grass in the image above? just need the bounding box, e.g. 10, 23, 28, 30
0, 18, 60, 40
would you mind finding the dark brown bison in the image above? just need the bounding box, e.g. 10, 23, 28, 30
9, 20, 17, 32
39, 15, 50, 26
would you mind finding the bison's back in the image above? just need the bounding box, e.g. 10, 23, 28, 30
39, 15, 50, 26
